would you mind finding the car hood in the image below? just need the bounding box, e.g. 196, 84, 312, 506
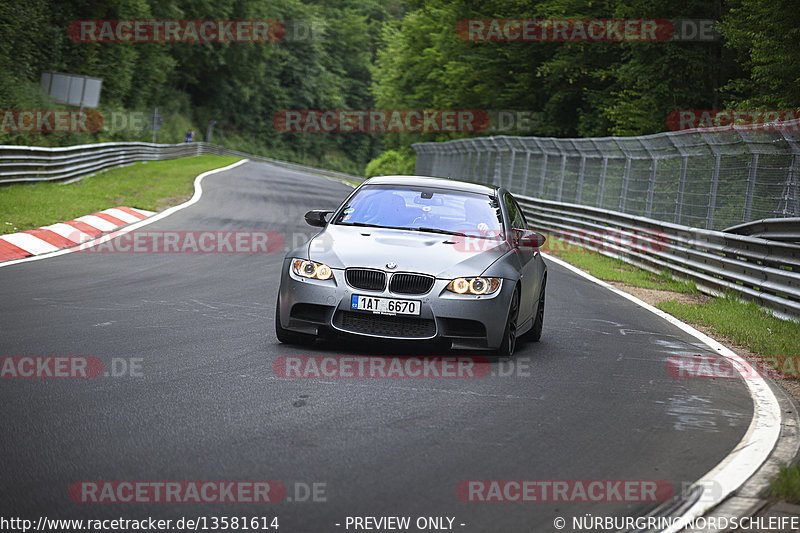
308, 225, 509, 278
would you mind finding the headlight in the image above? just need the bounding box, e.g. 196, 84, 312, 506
446, 277, 501, 295
291, 259, 333, 280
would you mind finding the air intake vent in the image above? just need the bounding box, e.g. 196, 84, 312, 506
345, 269, 386, 291
389, 273, 435, 295
335, 311, 436, 338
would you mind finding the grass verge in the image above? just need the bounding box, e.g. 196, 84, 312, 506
545, 238, 699, 293
0, 155, 241, 234
770, 463, 800, 502
658, 297, 799, 361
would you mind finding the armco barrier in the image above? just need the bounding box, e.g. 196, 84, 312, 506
0, 142, 208, 183
517, 195, 800, 318
0, 142, 363, 184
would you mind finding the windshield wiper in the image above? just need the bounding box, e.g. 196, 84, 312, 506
339, 223, 473, 238
336, 221, 384, 228
412, 227, 503, 240
337, 222, 419, 232
410, 227, 467, 237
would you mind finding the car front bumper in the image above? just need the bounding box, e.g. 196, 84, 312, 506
277, 259, 515, 350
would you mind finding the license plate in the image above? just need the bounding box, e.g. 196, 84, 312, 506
351, 295, 421, 316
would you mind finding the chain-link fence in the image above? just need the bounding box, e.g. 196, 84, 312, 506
412, 122, 800, 231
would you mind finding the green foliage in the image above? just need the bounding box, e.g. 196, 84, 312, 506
0, 0, 796, 173
769, 463, 800, 503
718, 0, 800, 108
0, 0, 396, 172
364, 149, 416, 177
372, 0, 793, 144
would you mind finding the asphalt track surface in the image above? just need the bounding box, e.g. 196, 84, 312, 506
0, 161, 754, 532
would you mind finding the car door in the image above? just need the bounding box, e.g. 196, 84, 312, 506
504, 193, 539, 327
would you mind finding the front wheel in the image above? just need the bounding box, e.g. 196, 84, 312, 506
495, 287, 520, 359
275, 295, 316, 345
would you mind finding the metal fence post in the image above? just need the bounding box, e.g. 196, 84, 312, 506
531, 138, 548, 197
642, 139, 658, 218
521, 150, 531, 196
473, 141, 482, 183
576, 153, 586, 204
453, 143, 464, 179
699, 131, 722, 230
598, 157, 608, 208
613, 139, 631, 212
664, 134, 689, 225
502, 137, 516, 190
556, 141, 567, 202
707, 155, 721, 229
744, 152, 759, 222
493, 138, 505, 186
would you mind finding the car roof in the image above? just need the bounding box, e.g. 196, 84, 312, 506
363, 175, 499, 196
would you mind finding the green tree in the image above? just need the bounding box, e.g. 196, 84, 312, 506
719, 0, 800, 108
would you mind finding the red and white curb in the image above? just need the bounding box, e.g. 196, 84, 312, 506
0, 207, 154, 262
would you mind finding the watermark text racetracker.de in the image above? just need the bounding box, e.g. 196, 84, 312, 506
273, 110, 491, 133
1, 109, 103, 133
78, 230, 285, 254
273, 109, 542, 134
0, 356, 142, 379
458, 479, 674, 502
667, 109, 800, 131
456, 19, 719, 42
667, 355, 800, 380
274, 356, 533, 379
68, 480, 326, 503
69, 20, 285, 43
449, 228, 668, 255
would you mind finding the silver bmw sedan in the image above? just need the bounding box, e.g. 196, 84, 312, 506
276, 175, 547, 357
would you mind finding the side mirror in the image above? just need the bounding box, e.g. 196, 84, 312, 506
304, 210, 333, 227
515, 229, 546, 250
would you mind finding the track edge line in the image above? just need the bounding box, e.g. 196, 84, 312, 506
541, 252, 789, 533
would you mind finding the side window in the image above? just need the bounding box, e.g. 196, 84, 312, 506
504, 194, 526, 230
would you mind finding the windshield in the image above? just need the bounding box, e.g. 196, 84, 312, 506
333, 185, 503, 237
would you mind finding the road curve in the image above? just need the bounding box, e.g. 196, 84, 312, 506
0, 161, 756, 531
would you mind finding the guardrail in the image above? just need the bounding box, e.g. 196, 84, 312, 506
0, 142, 210, 183
0, 141, 363, 184
516, 195, 800, 318
723, 217, 800, 244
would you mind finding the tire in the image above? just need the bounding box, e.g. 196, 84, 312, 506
525, 276, 546, 342
275, 295, 316, 345
495, 287, 520, 359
